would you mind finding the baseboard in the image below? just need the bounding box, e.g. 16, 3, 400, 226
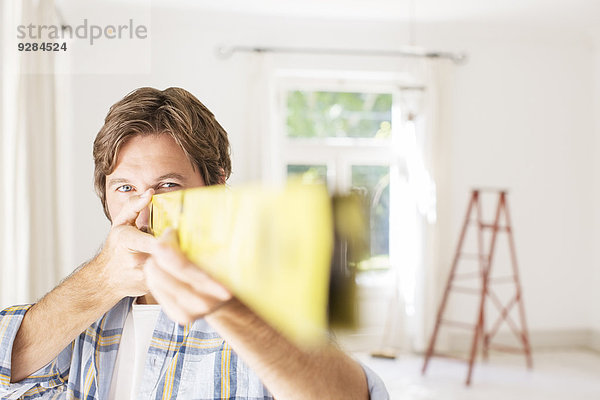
447, 329, 600, 353
589, 329, 600, 353
335, 328, 600, 354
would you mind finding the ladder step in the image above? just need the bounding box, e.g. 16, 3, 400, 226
487, 344, 526, 354
467, 220, 511, 231
479, 223, 511, 232
451, 286, 480, 295
471, 188, 509, 193
441, 320, 476, 330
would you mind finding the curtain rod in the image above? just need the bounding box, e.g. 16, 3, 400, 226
216, 45, 467, 65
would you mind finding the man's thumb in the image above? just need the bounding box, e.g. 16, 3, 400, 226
112, 189, 154, 226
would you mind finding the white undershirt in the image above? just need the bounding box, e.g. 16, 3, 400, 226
109, 302, 161, 400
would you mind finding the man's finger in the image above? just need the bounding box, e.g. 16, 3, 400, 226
120, 225, 157, 254
158, 227, 179, 247
154, 229, 204, 275
152, 241, 230, 299
112, 188, 154, 226
146, 257, 230, 323
145, 258, 199, 323
149, 228, 231, 300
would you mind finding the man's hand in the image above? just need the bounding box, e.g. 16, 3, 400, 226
94, 189, 157, 301
143, 229, 369, 399
9, 189, 158, 383
144, 229, 232, 324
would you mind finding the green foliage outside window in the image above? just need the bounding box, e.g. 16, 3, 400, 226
286, 91, 392, 139
287, 165, 328, 185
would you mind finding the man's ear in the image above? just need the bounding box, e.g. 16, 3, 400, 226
218, 168, 226, 185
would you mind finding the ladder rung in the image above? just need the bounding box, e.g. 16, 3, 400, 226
487, 344, 526, 354
459, 253, 484, 260
489, 276, 515, 284
451, 286, 481, 295
479, 224, 511, 232
441, 320, 476, 330
471, 188, 509, 193
453, 272, 482, 280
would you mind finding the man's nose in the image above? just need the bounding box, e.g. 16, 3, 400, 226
136, 204, 151, 233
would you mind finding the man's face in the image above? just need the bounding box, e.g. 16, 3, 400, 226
105, 134, 205, 230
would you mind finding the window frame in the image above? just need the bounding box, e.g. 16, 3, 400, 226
268, 71, 410, 273
272, 74, 403, 189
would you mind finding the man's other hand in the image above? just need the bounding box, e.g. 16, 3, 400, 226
95, 188, 157, 301
144, 229, 232, 324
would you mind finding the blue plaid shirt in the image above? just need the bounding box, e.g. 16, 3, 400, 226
0, 299, 388, 399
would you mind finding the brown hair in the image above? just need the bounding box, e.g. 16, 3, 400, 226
93, 87, 231, 219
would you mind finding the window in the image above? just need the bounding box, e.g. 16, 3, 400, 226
286, 91, 392, 139
273, 77, 405, 272
287, 164, 328, 185
351, 165, 390, 270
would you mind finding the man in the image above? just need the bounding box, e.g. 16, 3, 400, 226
0, 87, 388, 399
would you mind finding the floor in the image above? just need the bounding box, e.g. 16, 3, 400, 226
355, 349, 600, 399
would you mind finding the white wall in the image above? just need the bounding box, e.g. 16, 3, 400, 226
0, 3, 5, 251
592, 34, 600, 337
422, 24, 596, 335
59, 5, 598, 344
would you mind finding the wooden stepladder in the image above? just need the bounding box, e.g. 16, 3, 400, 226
422, 189, 533, 385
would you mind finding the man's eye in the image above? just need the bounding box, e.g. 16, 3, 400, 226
160, 182, 179, 189
117, 185, 133, 192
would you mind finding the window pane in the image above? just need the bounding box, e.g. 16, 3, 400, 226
287, 164, 327, 185
286, 91, 392, 139
351, 165, 390, 270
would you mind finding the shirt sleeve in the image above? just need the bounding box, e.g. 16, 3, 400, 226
360, 362, 390, 400
0, 304, 72, 399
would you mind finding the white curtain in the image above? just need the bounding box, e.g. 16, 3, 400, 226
1, 0, 68, 308
422, 60, 455, 352
411, 60, 453, 353
241, 51, 278, 184
382, 58, 450, 353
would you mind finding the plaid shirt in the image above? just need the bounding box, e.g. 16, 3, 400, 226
0, 299, 388, 400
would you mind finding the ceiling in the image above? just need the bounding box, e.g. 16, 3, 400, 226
58, 0, 600, 34
158, 0, 600, 28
